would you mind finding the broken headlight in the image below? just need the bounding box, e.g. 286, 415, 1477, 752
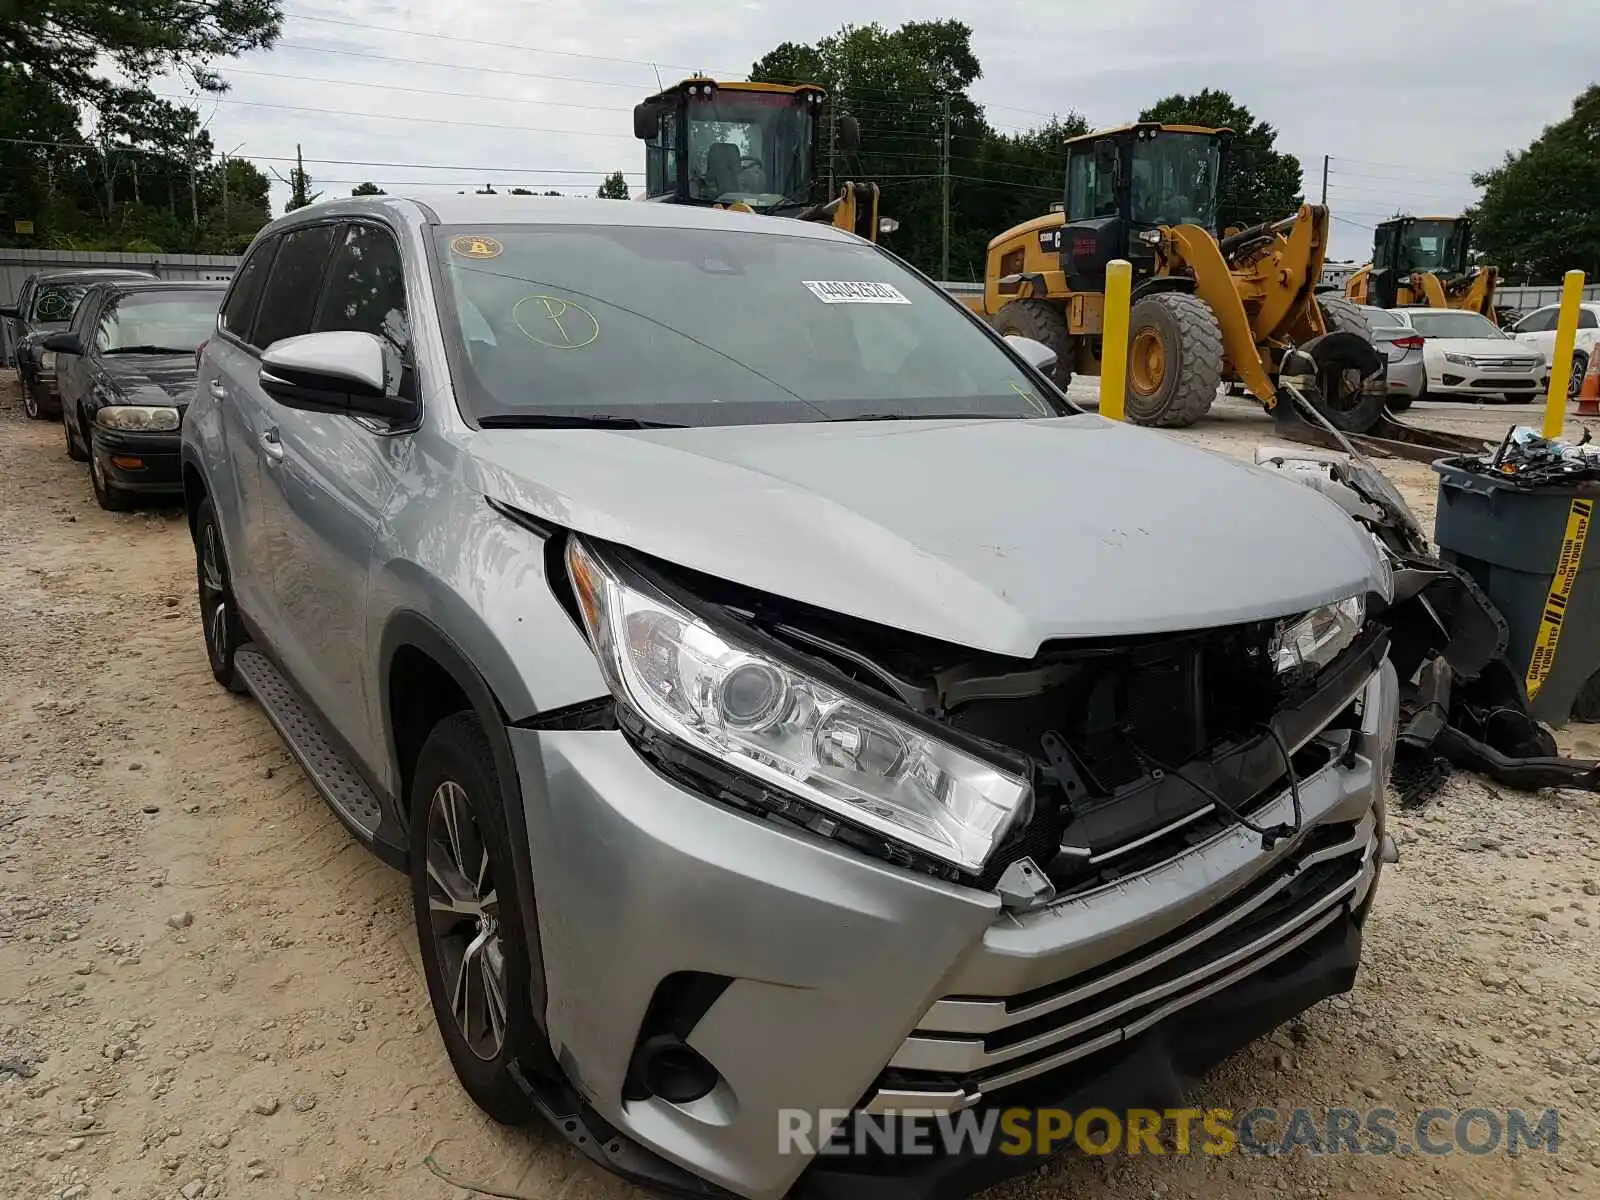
1270, 594, 1365, 677
566, 537, 1031, 874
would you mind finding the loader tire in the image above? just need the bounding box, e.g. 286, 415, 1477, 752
1312, 296, 1386, 433
1124, 292, 1223, 428
990, 299, 1072, 389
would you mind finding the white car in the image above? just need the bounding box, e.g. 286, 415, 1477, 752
1388, 308, 1545, 403
1509, 301, 1600, 396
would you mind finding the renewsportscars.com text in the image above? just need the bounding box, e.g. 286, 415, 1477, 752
780, 1106, 1562, 1159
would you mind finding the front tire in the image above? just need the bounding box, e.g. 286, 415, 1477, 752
89, 446, 136, 511
64, 412, 88, 462
22, 377, 44, 420
1124, 292, 1223, 428
1312, 296, 1386, 433
193, 497, 249, 693
989, 299, 1073, 389
1570, 351, 1589, 398
410, 713, 537, 1126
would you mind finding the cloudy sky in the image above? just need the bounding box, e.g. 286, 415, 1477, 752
152, 0, 1599, 265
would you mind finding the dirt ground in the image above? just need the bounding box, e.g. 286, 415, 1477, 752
2, 373, 1598, 1200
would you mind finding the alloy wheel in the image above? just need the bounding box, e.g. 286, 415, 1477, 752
198, 524, 229, 664
424, 780, 507, 1061
1571, 355, 1587, 397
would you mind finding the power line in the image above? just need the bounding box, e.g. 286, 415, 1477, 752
150, 91, 638, 140
222, 66, 636, 115
1329, 156, 1477, 181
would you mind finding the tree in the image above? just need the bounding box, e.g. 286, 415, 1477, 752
751, 20, 1083, 279
1472, 85, 1600, 281
596, 171, 630, 200
351, 181, 386, 196
3, 1, 283, 104
1139, 89, 1303, 232
475, 183, 497, 194
509, 187, 534, 195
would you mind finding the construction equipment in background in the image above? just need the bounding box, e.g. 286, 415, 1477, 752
967, 121, 1390, 433
1343, 215, 1501, 321
631, 77, 893, 243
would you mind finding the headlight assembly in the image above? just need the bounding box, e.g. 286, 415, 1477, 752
1443, 353, 1473, 367
95, 405, 180, 432
565, 537, 1032, 874
39, 350, 56, 373
1269, 594, 1365, 677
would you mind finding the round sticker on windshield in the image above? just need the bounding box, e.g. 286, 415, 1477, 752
450, 234, 504, 260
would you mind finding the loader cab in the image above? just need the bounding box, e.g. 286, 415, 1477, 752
1060, 123, 1229, 292
634, 78, 829, 214
1369, 216, 1472, 309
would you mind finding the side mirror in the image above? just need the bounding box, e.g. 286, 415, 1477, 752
633, 102, 663, 141
1005, 334, 1058, 373
42, 331, 84, 355
0, 305, 18, 319
259, 331, 415, 421
837, 113, 861, 153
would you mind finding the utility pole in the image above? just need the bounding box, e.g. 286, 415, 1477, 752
1320, 154, 1329, 206
221, 152, 229, 230
188, 138, 199, 230
941, 93, 951, 281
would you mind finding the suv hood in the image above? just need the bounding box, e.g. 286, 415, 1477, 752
471, 415, 1382, 658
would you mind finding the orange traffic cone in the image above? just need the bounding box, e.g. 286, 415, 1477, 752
1577, 349, 1600, 416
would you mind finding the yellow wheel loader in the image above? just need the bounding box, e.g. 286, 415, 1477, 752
1343, 215, 1500, 321
632, 78, 893, 242
967, 122, 1390, 433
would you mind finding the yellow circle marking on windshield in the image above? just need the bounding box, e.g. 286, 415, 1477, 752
450, 234, 504, 259
1010, 382, 1050, 416
513, 294, 600, 350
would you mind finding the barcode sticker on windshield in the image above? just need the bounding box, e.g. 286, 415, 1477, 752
803, 280, 911, 305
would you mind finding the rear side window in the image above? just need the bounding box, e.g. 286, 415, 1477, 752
221, 239, 279, 345
1580, 310, 1599, 330
312, 223, 410, 350
252, 224, 338, 351
1516, 307, 1558, 334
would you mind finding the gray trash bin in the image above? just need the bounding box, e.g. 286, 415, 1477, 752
1432, 458, 1600, 726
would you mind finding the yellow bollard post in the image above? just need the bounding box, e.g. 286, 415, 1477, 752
1543, 269, 1586, 440
1099, 259, 1133, 421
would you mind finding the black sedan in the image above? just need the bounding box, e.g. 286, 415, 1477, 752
3, 268, 157, 419
45, 280, 226, 510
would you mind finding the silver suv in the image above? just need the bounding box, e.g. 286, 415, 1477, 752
181, 196, 1397, 1200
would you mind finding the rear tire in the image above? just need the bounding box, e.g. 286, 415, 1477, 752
989, 299, 1073, 389
410, 713, 538, 1126
1312, 296, 1386, 433
1123, 292, 1222, 428
1386, 395, 1414, 413
193, 497, 249, 693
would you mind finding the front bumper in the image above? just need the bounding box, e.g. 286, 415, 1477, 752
510, 659, 1397, 1200
1429, 365, 1542, 396
90, 426, 183, 493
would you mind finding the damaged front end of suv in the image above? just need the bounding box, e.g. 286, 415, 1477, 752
510, 516, 1398, 1200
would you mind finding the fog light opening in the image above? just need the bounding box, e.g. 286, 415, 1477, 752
637, 1035, 719, 1104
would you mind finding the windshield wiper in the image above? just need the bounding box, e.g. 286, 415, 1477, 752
477, 412, 686, 430
825, 412, 1031, 423
104, 344, 194, 355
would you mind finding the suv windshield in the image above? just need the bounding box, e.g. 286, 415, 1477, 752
686, 92, 813, 209
432, 223, 1066, 427
1130, 133, 1220, 230
1407, 310, 1505, 340
97, 290, 223, 353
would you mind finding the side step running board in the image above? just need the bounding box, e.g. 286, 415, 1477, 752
235, 645, 398, 859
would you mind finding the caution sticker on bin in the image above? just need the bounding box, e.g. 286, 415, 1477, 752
1525, 496, 1593, 699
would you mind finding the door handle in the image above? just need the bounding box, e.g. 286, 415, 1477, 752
261, 426, 285, 462
208, 378, 226, 400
